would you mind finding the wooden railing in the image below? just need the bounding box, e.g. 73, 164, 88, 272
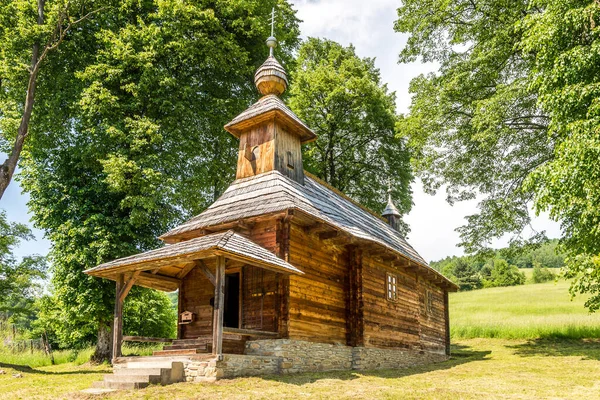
122, 335, 174, 343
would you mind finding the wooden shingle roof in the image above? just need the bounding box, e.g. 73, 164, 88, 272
224, 94, 316, 143
85, 230, 303, 284
161, 171, 430, 267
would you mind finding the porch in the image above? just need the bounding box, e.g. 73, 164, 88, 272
83, 230, 303, 362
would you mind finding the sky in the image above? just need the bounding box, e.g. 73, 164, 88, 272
0, 0, 562, 264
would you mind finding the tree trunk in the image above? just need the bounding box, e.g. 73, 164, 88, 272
91, 322, 112, 364
0, 0, 45, 200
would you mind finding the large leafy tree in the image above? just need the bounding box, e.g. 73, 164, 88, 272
289, 38, 413, 231
18, 0, 300, 361
395, 0, 600, 309
0, 211, 46, 324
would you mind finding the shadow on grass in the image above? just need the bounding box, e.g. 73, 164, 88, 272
0, 362, 103, 375
263, 343, 491, 385
509, 338, 600, 360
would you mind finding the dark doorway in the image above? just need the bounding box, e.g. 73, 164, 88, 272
224, 273, 240, 328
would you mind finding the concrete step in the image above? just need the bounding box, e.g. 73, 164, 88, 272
103, 374, 162, 384
153, 348, 209, 356
92, 380, 150, 390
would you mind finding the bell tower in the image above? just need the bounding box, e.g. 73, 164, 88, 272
224, 9, 316, 185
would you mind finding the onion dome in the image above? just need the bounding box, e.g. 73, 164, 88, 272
382, 187, 401, 231
255, 56, 288, 96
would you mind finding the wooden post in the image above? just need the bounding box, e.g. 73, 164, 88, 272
212, 256, 226, 359
346, 246, 364, 347
444, 290, 451, 356
112, 274, 124, 362
177, 281, 184, 340
276, 217, 291, 337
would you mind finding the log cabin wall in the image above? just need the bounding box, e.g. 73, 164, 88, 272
287, 223, 348, 344
179, 220, 280, 339
362, 254, 447, 353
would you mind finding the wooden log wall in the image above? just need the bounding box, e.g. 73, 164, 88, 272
362, 254, 446, 352
287, 223, 348, 344
180, 260, 216, 339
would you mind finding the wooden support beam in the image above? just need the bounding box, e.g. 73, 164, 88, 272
138, 272, 181, 286
119, 270, 140, 302
112, 274, 124, 362
444, 290, 450, 356
151, 267, 161, 275
212, 256, 225, 359
176, 261, 197, 279
198, 260, 216, 286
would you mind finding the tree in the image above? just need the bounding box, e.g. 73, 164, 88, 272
484, 259, 525, 288
289, 38, 413, 231
531, 262, 555, 284
395, 0, 600, 309
0, 211, 46, 324
19, 0, 301, 361
519, 0, 600, 311
0, 0, 107, 199
442, 258, 483, 291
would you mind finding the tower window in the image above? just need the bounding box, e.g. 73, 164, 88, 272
386, 272, 398, 302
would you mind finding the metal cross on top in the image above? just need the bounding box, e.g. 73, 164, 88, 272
266, 7, 277, 56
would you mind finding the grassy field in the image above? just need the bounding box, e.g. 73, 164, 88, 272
2, 280, 600, 399
450, 279, 600, 339
1, 338, 600, 399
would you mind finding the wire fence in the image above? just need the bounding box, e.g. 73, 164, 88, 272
0, 320, 53, 358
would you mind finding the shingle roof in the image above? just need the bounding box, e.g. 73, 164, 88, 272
161, 171, 429, 267
85, 230, 303, 276
224, 94, 316, 143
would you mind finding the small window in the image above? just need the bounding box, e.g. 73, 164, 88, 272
386, 273, 398, 302
425, 290, 434, 315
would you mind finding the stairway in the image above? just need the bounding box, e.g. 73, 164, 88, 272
92, 359, 185, 390
153, 334, 246, 356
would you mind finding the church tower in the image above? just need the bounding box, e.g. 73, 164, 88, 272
224, 12, 316, 185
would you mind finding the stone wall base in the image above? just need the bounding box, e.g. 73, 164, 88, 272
183, 339, 448, 381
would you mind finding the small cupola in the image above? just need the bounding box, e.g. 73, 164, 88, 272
224, 9, 316, 185
382, 187, 401, 231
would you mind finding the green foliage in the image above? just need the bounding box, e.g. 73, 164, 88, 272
15, 0, 301, 356
396, 0, 600, 310
518, 0, 600, 311
484, 259, 526, 288
531, 262, 556, 284
441, 258, 483, 291
0, 210, 46, 325
289, 38, 413, 231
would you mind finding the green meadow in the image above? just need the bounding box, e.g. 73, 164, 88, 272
450, 278, 600, 339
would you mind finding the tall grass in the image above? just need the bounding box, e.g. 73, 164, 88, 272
0, 343, 163, 368
450, 279, 600, 339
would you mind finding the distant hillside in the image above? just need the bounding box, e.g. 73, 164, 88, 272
431, 239, 565, 291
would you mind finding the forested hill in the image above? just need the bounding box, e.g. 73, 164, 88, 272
431, 240, 565, 291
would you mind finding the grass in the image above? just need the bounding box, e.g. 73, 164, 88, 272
0, 343, 162, 369
450, 279, 600, 339
1, 338, 600, 399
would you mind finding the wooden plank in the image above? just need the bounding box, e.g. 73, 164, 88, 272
176, 262, 197, 279
119, 270, 140, 302
138, 271, 181, 285
198, 260, 216, 286
112, 274, 124, 362
122, 336, 173, 343
222, 327, 278, 337
212, 256, 225, 358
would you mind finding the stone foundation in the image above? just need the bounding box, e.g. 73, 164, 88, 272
183, 339, 448, 381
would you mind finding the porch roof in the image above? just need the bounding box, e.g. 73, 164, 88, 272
84, 230, 303, 292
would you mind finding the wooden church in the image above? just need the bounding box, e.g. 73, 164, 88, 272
86, 28, 457, 383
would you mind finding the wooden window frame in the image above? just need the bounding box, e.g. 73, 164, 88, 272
425, 290, 434, 315
386, 272, 398, 302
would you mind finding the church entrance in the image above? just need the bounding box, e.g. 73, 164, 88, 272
224, 272, 240, 328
